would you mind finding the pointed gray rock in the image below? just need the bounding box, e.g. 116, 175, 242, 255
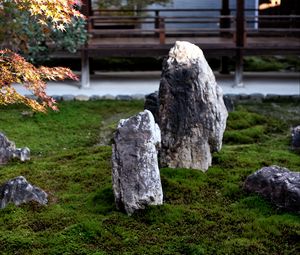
0, 176, 48, 209
0, 132, 30, 165
244, 165, 300, 213
112, 110, 163, 215
158, 41, 228, 171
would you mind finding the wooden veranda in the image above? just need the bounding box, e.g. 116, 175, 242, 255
79, 0, 300, 88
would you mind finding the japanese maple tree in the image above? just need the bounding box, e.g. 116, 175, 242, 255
0, 0, 85, 112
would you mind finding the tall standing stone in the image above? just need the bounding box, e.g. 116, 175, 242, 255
158, 41, 228, 171
112, 110, 163, 215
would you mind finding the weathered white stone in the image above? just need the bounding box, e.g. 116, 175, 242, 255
159, 41, 228, 171
0, 176, 48, 209
0, 132, 30, 165
112, 110, 163, 215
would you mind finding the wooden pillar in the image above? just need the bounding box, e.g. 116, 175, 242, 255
80, 0, 91, 89
159, 17, 166, 44
235, 49, 243, 87
234, 0, 245, 87
155, 10, 159, 30
220, 0, 230, 36
81, 49, 90, 88
220, 0, 230, 74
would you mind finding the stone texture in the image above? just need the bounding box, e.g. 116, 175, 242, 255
249, 93, 264, 102
89, 95, 101, 101
116, 95, 133, 101
158, 41, 228, 171
75, 95, 89, 101
244, 165, 300, 213
131, 94, 145, 100
112, 110, 163, 215
0, 132, 30, 165
291, 125, 300, 150
239, 93, 250, 100
62, 94, 75, 101
21, 111, 35, 118
51, 95, 62, 101
265, 94, 281, 100
0, 176, 48, 209
144, 91, 159, 123
101, 94, 115, 100
223, 95, 235, 112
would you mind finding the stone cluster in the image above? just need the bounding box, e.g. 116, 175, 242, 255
0, 132, 30, 165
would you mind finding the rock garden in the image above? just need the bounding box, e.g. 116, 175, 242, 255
0, 42, 299, 255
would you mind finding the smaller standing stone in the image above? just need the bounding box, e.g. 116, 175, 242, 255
291, 125, 300, 150
0, 132, 30, 165
0, 176, 48, 209
244, 165, 300, 213
112, 110, 163, 215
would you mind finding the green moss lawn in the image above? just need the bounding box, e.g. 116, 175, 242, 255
0, 100, 299, 255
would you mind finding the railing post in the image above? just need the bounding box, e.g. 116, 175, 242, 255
159, 17, 165, 44
155, 10, 159, 30
234, 0, 245, 87
220, 0, 231, 37
220, 0, 231, 74
80, 0, 91, 88
81, 49, 90, 88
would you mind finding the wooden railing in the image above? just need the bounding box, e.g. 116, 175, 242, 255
87, 8, 300, 44
88, 8, 235, 44
79, 5, 300, 88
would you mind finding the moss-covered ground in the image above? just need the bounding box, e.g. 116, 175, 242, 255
0, 100, 299, 255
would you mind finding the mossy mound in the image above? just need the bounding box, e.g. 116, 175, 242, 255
0, 100, 299, 255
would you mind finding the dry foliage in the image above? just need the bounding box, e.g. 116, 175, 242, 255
0, 0, 84, 112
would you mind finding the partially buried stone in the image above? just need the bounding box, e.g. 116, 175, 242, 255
0, 132, 30, 165
112, 110, 163, 215
244, 165, 300, 213
158, 41, 228, 171
0, 176, 48, 209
